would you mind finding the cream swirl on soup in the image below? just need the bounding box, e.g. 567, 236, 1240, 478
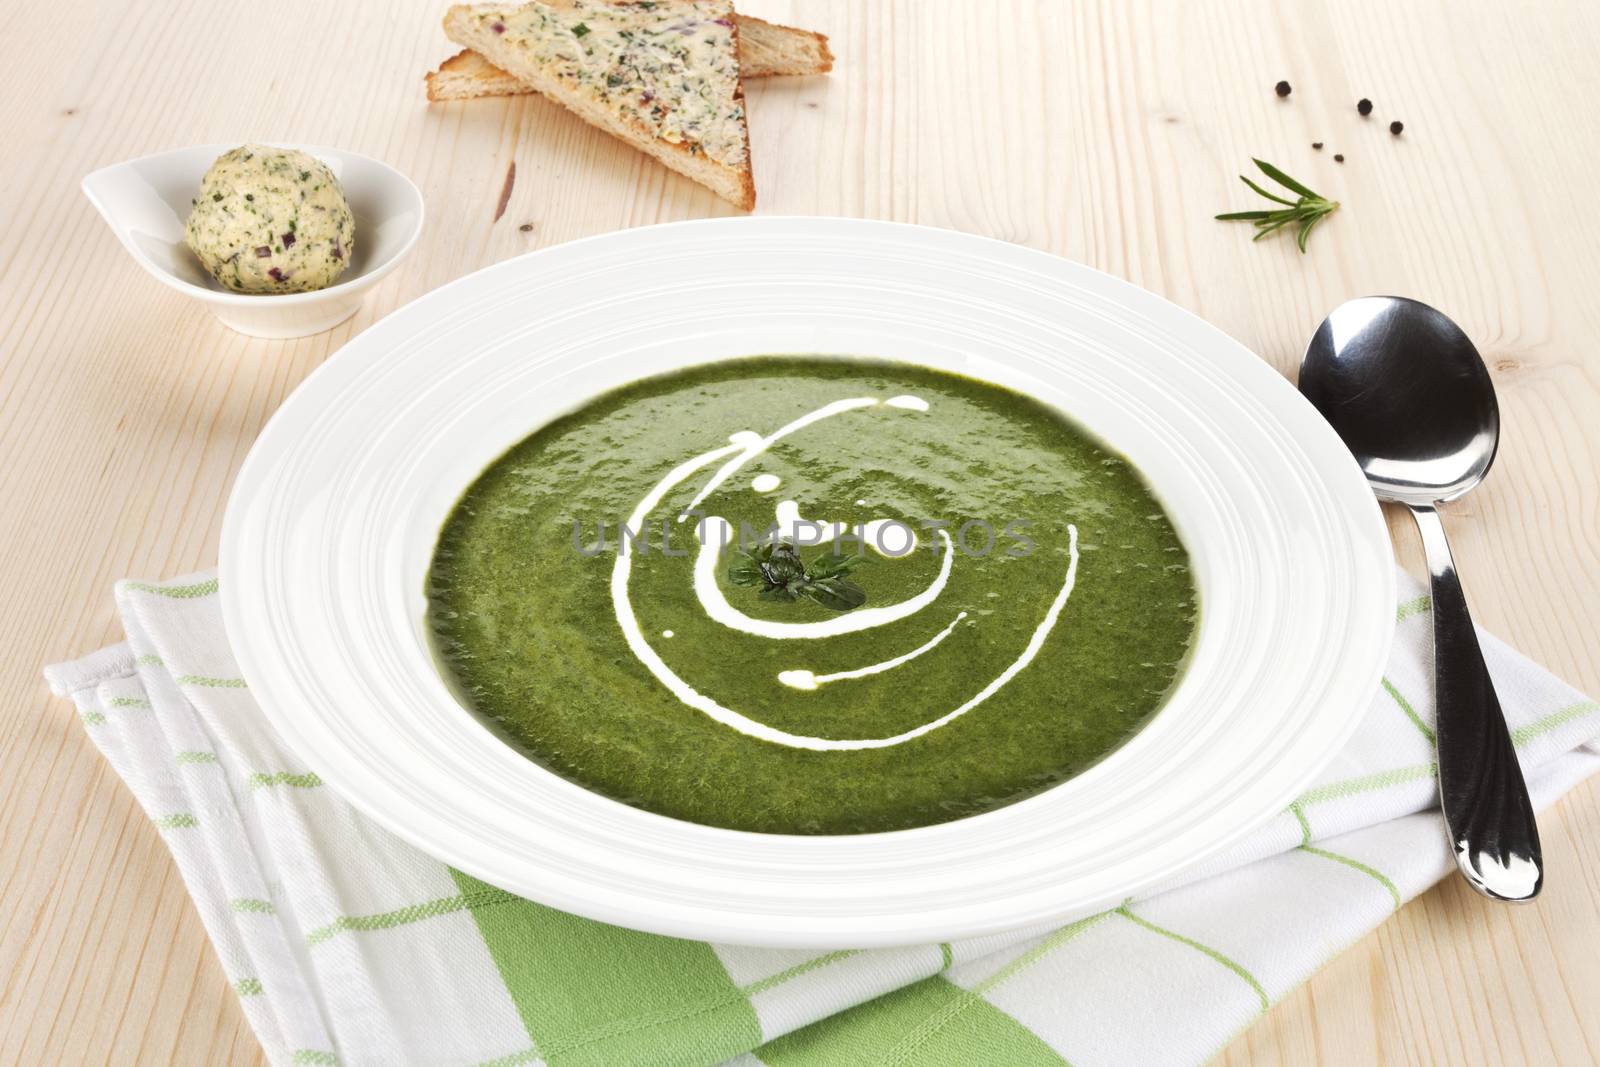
609, 396, 1081, 750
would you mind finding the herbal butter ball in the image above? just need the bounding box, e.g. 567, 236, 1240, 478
184, 145, 354, 293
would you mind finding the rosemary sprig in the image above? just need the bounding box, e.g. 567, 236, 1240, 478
728, 540, 868, 612
1216, 158, 1340, 253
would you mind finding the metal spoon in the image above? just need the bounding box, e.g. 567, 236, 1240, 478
1301, 295, 1541, 902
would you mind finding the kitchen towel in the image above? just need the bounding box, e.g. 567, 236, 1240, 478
45, 569, 1600, 1067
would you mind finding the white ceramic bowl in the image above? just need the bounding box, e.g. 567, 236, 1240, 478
221, 218, 1395, 947
83, 143, 423, 339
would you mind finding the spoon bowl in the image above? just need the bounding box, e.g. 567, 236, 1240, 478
1301, 296, 1499, 504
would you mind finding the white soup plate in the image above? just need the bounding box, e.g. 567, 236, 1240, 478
220, 218, 1394, 948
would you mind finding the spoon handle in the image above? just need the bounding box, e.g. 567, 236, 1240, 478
1408, 504, 1542, 901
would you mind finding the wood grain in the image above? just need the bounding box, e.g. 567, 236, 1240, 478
2, 1, 1597, 1063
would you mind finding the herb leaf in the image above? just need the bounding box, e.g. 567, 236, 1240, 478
1252, 158, 1318, 199
1297, 213, 1326, 253
758, 542, 808, 586
572, 21, 590, 37
808, 552, 865, 580
725, 540, 870, 612
1216, 159, 1340, 253
727, 553, 763, 586
1252, 216, 1296, 241
1240, 175, 1295, 207
801, 577, 867, 612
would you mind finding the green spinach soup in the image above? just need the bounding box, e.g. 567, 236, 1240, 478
427, 357, 1197, 834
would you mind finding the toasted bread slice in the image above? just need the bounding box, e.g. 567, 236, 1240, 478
717, 13, 833, 77
427, 48, 549, 102
443, 1, 754, 210
426, 13, 831, 101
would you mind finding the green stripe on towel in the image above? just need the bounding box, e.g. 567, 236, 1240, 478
1301, 846, 1403, 911
1288, 802, 1312, 846
305, 885, 522, 946
1297, 763, 1436, 806
230, 898, 276, 914
1381, 678, 1435, 743
744, 951, 860, 997
174, 674, 248, 688
123, 578, 220, 598
1394, 595, 1431, 622
449, 869, 761, 1067
249, 771, 323, 789
1510, 701, 1600, 747
758, 976, 1068, 1067
1115, 905, 1269, 1013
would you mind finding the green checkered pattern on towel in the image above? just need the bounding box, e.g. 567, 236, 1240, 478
44, 573, 1600, 1067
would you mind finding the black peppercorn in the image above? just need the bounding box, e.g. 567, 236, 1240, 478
1275, 80, 1292, 97
1389, 120, 1404, 135
1312, 142, 1323, 150
1333, 154, 1345, 163
1357, 98, 1373, 116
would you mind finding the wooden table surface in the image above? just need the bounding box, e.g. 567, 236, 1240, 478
4, 0, 1598, 1063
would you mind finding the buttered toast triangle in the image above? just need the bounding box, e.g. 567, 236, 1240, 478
443, 0, 754, 209
427, 12, 832, 101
